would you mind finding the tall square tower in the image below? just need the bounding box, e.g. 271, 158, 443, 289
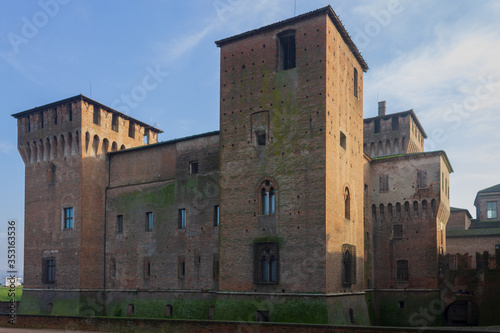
216, 6, 368, 294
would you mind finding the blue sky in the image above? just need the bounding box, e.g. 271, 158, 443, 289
0, 0, 499, 276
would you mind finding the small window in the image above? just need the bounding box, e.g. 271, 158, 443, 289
392, 116, 399, 130
398, 301, 405, 309
26, 116, 31, 132
254, 242, 279, 284
93, 106, 100, 125
189, 161, 199, 175
259, 180, 277, 215
165, 304, 173, 317
374, 119, 380, 134
413, 201, 419, 218
340, 132, 346, 149
178, 209, 186, 229
393, 225, 403, 239
128, 121, 135, 138
47, 164, 56, 183
63, 207, 74, 229
144, 258, 151, 279
68, 104, 73, 122
178, 256, 186, 279
417, 170, 427, 189
353, 68, 358, 98
397, 260, 409, 282
117, 215, 123, 234
344, 187, 350, 220
379, 175, 389, 192
278, 31, 296, 71
127, 304, 134, 316
112, 114, 119, 132
256, 310, 270, 322
256, 131, 266, 146
214, 206, 220, 227
40, 111, 44, 129
487, 202, 498, 219
54, 108, 58, 125
349, 308, 355, 324
42, 257, 55, 284
145, 212, 153, 231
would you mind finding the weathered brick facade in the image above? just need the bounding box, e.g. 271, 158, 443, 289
15, 5, 492, 327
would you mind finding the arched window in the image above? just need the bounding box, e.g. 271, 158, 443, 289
413, 201, 419, 219
371, 204, 377, 223
259, 179, 277, 215
422, 200, 428, 218
344, 187, 350, 220
370, 142, 375, 157
404, 201, 410, 219
342, 244, 357, 286
254, 242, 279, 284
394, 138, 400, 154
388, 203, 393, 220
47, 164, 56, 183
396, 202, 401, 220
378, 141, 383, 157
379, 204, 385, 222
386, 140, 392, 155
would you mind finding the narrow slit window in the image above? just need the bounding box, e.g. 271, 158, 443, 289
179, 209, 187, 229
354, 68, 358, 98
145, 212, 153, 231
63, 207, 74, 229
93, 106, 100, 125
214, 206, 220, 227
128, 121, 135, 138
117, 215, 123, 234
112, 114, 119, 132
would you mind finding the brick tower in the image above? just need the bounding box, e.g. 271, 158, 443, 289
12, 95, 161, 308
216, 6, 368, 295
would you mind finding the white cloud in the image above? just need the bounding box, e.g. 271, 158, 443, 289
0, 141, 16, 154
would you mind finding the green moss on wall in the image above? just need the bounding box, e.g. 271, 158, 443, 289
214, 297, 328, 324
18, 294, 43, 315
114, 183, 175, 219
52, 299, 80, 316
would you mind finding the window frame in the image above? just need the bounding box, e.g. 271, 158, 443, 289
145, 212, 153, 231
254, 242, 279, 284
111, 113, 119, 132
189, 161, 199, 175
214, 205, 220, 227
396, 260, 409, 282
42, 257, 56, 284
93, 106, 101, 125
487, 201, 498, 219
342, 244, 357, 286
63, 207, 74, 230
353, 67, 358, 98
117, 215, 123, 234
178, 209, 187, 229
259, 180, 277, 216
277, 30, 296, 71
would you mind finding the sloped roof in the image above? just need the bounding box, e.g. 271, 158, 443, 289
450, 207, 473, 220
11, 94, 163, 134
215, 5, 368, 72
478, 184, 500, 194
447, 227, 500, 238
363, 109, 428, 139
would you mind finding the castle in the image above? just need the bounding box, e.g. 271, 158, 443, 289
12, 5, 499, 327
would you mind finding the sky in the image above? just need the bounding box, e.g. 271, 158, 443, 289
0, 0, 499, 277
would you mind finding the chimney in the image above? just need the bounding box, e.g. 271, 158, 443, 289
378, 101, 387, 116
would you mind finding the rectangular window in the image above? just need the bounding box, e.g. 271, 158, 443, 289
26, 116, 31, 132
374, 119, 380, 133
214, 206, 219, 227
54, 108, 58, 125
117, 215, 123, 234
178, 209, 186, 229
63, 207, 74, 229
256, 311, 270, 322
353, 68, 358, 98
128, 121, 135, 138
213, 254, 219, 280
495, 244, 500, 250
112, 114, 119, 132
255, 131, 266, 146
487, 201, 498, 219
392, 116, 399, 130
417, 170, 427, 189
340, 132, 347, 149
393, 225, 403, 239
93, 106, 101, 125
40, 111, 44, 129
178, 256, 185, 279
278, 32, 296, 71
189, 161, 199, 175
68, 103, 73, 121
42, 258, 55, 284
145, 212, 153, 231
144, 258, 151, 279
379, 175, 389, 192
396, 260, 409, 282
